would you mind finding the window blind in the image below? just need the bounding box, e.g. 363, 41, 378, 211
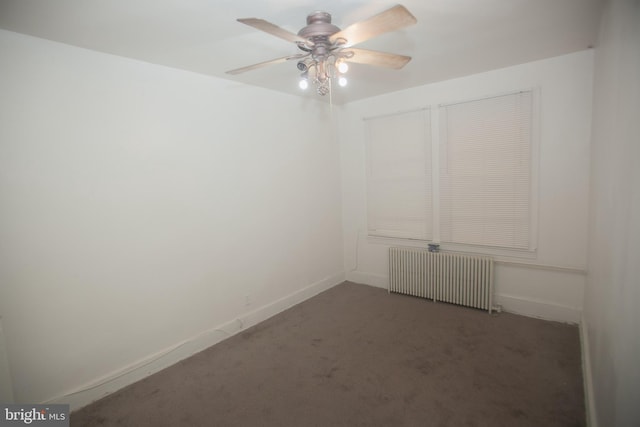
365, 109, 432, 240
439, 91, 532, 249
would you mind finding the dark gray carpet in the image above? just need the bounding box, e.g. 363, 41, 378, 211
71, 281, 585, 426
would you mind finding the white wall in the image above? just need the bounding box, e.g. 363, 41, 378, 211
583, 0, 640, 426
0, 317, 13, 403
339, 50, 594, 323
0, 30, 345, 408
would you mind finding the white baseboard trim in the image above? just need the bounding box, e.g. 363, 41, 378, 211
495, 294, 581, 324
47, 272, 346, 411
580, 315, 598, 427
347, 271, 581, 324
346, 270, 388, 289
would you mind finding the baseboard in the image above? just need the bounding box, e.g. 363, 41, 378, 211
346, 270, 388, 289
240, 272, 346, 327
347, 271, 581, 324
46, 272, 345, 411
580, 315, 598, 427
495, 294, 581, 323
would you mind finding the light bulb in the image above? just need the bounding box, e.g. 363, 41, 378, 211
338, 77, 348, 87
299, 79, 309, 90
337, 61, 349, 74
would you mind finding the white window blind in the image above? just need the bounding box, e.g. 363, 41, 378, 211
365, 109, 432, 240
439, 91, 533, 249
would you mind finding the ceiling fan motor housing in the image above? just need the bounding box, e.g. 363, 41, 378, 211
297, 11, 340, 43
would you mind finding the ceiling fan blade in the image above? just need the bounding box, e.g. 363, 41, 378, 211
226, 54, 307, 75
343, 48, 412, 69
237, 18, 309, 44
330, 5, 417, 47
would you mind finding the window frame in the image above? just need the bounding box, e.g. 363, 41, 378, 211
364, 89, 540, 259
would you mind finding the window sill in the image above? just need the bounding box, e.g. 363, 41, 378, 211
366, 234, 538, 261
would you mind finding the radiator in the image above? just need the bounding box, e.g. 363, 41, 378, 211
389, 247, 495, 313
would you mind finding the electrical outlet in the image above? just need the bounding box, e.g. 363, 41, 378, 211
244, 295, 251, 307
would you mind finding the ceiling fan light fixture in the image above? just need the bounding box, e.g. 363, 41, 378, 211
228, 5, 416, 97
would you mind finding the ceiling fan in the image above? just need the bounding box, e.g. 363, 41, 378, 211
226, 4, 417, 96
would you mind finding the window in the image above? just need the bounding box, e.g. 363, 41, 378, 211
365, 108, 432, 240
365, 91, 535, 253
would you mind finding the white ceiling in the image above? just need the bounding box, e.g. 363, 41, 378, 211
0, 0, 603, 104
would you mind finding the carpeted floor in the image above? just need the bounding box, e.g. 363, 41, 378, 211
71, 281, 585, 426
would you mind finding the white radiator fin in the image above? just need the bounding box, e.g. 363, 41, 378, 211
389, 247, 494, 313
